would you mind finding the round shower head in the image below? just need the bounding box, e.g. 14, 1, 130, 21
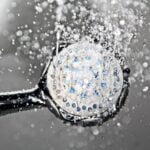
46, 41, 127, 125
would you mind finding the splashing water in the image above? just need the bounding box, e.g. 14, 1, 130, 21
53, 0, 150, 95
0, 0, 149, 125
1, 0, 148, 87
0, 0, 150, 149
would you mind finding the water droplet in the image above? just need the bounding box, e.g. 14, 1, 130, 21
143, 62, 148, 68
120, 20, 126, 26
92, 128, 99, 136
30, 123, 35, 128
142, 86, 149, 92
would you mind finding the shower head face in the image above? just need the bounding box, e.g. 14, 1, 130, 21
47, 41, 124, 122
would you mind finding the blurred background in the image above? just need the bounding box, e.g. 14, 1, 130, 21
0, 0, 150, 150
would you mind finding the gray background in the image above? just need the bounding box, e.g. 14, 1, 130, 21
0, 0, 150, 150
